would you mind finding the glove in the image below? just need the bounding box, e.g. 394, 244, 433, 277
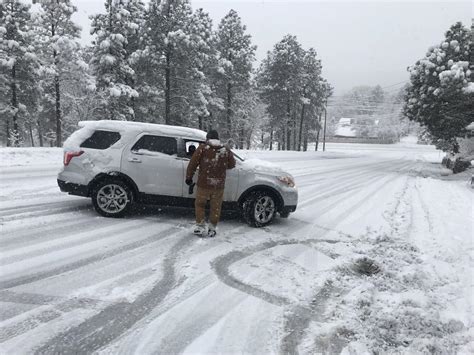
185, 178, 193, 186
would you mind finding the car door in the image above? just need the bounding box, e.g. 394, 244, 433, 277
181, 140, 239, 201
121, 134, 184, 197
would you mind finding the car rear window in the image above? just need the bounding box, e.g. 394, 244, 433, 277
80, 130, 121, 150
131, 135, 177, 155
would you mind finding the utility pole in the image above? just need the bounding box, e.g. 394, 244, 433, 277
322, 99, 328, 152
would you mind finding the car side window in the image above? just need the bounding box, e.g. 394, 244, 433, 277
131, 135, 177, 156
80, 130, 121, 150
185, 141, 203, 158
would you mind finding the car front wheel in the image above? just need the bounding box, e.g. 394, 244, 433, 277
92, 179, 134, 218
242, 191, 277, 227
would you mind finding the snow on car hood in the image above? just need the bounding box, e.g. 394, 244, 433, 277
240, 158, 291, 177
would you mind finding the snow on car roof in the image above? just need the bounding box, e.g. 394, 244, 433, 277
78, 120, 207, 140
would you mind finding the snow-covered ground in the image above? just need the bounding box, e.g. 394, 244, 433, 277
0, 139, 472, 354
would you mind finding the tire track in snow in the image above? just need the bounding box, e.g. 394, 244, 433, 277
34, 233, 194, 354
207, 163, 411, 354
293, 157, 406, 186
0, 202, 91, 223
0, 292, 110, 342
211, 238, 347, 355
0, 198, 81, 214
296, 159, 412, 207
0, 219, 149, 265
1, 215, 116, 251
0, 225, 180, 290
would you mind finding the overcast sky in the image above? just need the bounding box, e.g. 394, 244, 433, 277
70, 0, 472, 95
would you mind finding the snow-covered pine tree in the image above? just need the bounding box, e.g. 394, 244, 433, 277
404, 22, 472, 152
258, 35, 304, 150
187, 8, 216, 130
34, 0, 85, 146
258, 37, 332, 151
59, 45, 96, 137
90, 0, 142, 121
232, 81, 263, 149
0, 0, 39, 147
214, 10, 256, 141
298, 48, 329, 151
143, 0, 197, 125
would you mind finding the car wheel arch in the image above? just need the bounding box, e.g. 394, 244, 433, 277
238, 185, 284, 211
88, 172, 139, 200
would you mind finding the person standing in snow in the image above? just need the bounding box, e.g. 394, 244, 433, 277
185, 130, 236, 237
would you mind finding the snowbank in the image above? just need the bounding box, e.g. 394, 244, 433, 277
0, 148, 62, 168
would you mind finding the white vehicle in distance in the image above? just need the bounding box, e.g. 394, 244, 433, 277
57, 121, 298, 227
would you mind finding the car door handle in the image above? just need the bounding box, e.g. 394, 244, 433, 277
128, 157, 142, 163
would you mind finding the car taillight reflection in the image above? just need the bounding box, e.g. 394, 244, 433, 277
64, 151, 84, 166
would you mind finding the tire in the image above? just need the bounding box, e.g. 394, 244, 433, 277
91, 178, 134, 218
242, 191, 278, 227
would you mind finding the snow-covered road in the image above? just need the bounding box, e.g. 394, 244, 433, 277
0, 141, 472, 354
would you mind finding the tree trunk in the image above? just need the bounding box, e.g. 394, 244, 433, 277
55, 75, 61, 147
198, 116, 203, 130
165, 45, 171, 125
37, 119, 44, 147
269, 128, 273, 151
286, 98, 291, 151
11, 64, 19, 147
29, 123, 35, 147
226, 82, 232, 139
322, 104, 327, 152
6, 117, 10, 147
315, 112, 322, 151
303, 122, 308, 151
292, 112, 297, 150
297, 103, 305, 151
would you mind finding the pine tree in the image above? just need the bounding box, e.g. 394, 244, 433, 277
90, 0, 142, 121
143, 0, 194, 125
258, 35, 304, 150
0, 0, 38, 146
187, 8, 216, 130
298, 48, 330, 151
258, 36, 331, 151
214, 10, 256, 141
34, 0, 83, 146
403, 22, 472, 152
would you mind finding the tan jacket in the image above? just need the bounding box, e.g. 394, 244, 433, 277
186, 140, 236, 190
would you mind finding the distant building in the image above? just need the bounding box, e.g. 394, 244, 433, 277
335, 118, 357, 137
334, 117, 378, 138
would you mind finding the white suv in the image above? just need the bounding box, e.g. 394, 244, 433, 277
57, 121, 298, 227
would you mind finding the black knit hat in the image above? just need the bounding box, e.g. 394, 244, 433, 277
206, 129, 219, 140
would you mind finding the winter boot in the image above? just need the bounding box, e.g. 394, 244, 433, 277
207, 224, 217, 238
193, 223, 206, 236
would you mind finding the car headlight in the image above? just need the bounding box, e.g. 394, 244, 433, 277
277, 176, 295, 188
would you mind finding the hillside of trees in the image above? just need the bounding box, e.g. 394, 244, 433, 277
0, 0, 331, 151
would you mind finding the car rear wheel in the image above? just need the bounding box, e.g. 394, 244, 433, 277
92, 178, 134, 218
242, 191, 277, 227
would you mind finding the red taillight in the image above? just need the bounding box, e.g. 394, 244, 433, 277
64, 150, 84, 166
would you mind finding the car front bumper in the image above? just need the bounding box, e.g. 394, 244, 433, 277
280, 185, 298, 212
